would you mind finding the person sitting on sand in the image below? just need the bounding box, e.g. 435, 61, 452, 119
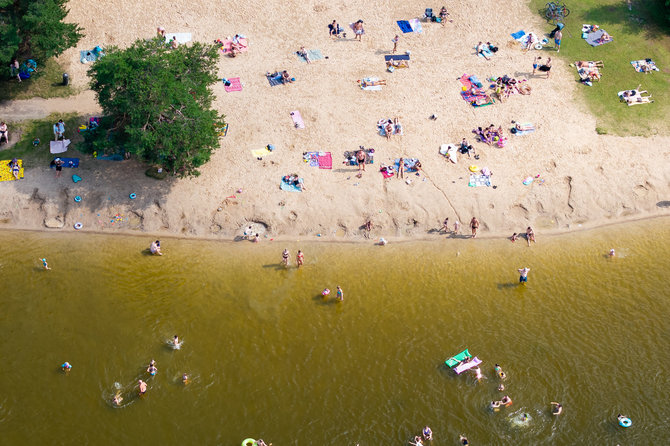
526, 227, 536, 245
439, 6, 449, 25
157, 26, 166, 37
170, 36, 179, 49
150, 240, 163, 255
511, 233, 518, 242
281, 70, 294, 83
297, 46, 311, 63
253, 233, 260, 243
551, 402, 563, 415
384, 120, 394, 140
328, 20, 342, 39
609, 248, 616, 257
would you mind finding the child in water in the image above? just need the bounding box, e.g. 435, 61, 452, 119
41, 258, 51, 270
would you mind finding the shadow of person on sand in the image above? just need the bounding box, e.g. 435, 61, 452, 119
262, 263, 288, 271
446, 233, 470, 239
497, 282, 524, 290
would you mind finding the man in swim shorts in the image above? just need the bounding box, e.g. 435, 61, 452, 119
470, 217, 479, 238
41, 258, 51, 270
518, 267, 530, 283
554, 29, 562, 52
533, 56, 540, 76
138, 380, 147, 395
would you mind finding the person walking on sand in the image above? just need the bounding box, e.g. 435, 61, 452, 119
453, 220, 460, 234
296, 250, 304, 267
356, 149, 366, 177
353, 20, 364, 41
518, 266, 530, 283
391, 35, 399, 53
526, 227, 536, 246
336, 285, 343, 301
533, 56, 540, 76
282, 249, 290, 266
470, 217, 479, 238
441, 218, 449, 233
554, 29, 562, 52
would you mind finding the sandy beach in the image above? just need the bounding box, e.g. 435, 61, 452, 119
1, 0, 669, 241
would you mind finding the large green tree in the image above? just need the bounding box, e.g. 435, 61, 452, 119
87, 38, 224, 177
0, 0, 83, 65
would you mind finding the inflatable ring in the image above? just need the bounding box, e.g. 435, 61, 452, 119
129, 193, 137, 199
74, 222, 83, 230
469, 165, 479, 172
534, 43, 543, 50
619, 417, 632, 428
74, 195, 82, 202
241, 439, 256, 446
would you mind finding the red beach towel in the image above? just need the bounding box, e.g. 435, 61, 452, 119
318, 152, 332, 169
224, 77, 242, 92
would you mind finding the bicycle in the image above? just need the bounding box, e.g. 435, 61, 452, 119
545, 1, 570, 24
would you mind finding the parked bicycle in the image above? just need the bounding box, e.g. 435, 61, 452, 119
545, 1, 570, 24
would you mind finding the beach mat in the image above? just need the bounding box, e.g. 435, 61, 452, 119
224, 77, 242, 92
96, 153, 124, 160
80, 48, 103, 64
251, 147, 273, 158
469, 174, 491, 187
165, 33, 191, 45
290, 111, 305, 129
586, 30, 612, 47
219, 37, 249, 54
360, 77, 383, 91
266, 74, 283, 86
50, 140, 70, 154
51, 158, 79, 168
631, 59, 659, 72
409, 19, 423, 33
280, 179, 303, 192
0, 159, 23, 181
397, 20, 413, 33
318, 152, 332, 169
511, 30, 526, 40
384, 54, 410, 61
394, 158, 420, 173
296, 49, 324, 62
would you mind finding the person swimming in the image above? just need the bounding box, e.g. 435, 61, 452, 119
138, 379, 147, 395
609, 248, 616, 257
147, 360, 158, 376
172, 335, 180, 348
112, 391, 123, 406
422, 426, 432, 441
494, 363, 507, 379
490, 400, 501, 411
459, 434, 469, 445
497, 384, 505, 391
521, 413, 530, 422
501, 395, 512, 406
410, 436, 423, 446
41, 258, 51, 270
61, 361, 72, 372
182, 373, 189, 384
551, 402, 563, 415
474, 367, 483, 381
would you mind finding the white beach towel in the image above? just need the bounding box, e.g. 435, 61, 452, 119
165, 33, 192, 45
50, 140, 70, 154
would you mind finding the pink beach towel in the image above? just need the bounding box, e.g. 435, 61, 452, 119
219, 38, 249, 54
290, 110, 305, 129
381, 169, 394, 178
224, 77, 242, 92
317, 152, 332, 169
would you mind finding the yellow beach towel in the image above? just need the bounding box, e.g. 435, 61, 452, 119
250, 148, 273, 158
0, 159, 24, 181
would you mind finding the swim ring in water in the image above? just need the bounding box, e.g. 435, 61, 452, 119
619, 417, 632, 428
241, 439, 256, 446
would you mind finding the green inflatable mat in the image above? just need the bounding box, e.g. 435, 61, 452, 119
445, 349, 471, 368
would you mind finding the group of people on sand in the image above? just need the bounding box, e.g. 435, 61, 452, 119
510, 226, 536, 246
473, 124, 506, 147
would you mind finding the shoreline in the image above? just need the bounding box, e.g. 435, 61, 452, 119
2, 213, 668, 245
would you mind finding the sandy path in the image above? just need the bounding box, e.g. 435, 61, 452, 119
0, 90, 100, 121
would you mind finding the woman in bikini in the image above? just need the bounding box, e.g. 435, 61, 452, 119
356, 149, 366, 176
397, 157, 404, 179
282, 249, 290, 266
296, 250, 304, 267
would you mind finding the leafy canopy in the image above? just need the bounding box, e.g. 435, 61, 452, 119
87, 38, 224, 177
0, 0, 83, 65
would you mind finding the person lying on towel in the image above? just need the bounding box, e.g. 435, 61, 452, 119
386, 59, 409, 68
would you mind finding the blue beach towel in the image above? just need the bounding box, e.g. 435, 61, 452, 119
280, 178, 303, 192
80, 47, 104, 64
397, 20, 413, 33
267, 74, 283, 86
469, 75, 483, 88
296, 49, 324, 63
511, 30, 526, 40
97, 154, 124, 161
51, 158, 79, 168
586, 30, 613, 47
394, 158, 420, 172
476, 47, 493, 58
384, 54, 410, 61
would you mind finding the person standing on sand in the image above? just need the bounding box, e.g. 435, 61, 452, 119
282, 249, 290, 266
526, 227, 536, 246
328, 20, 341, 39
54, 158, 64, 178
470, 217, 479, 238
554, 29, 562, 52
532, 56, 540, 76
356, 149, 366, 177
453, 220, 460, 234
397, 157, 404, 179
441, 218, 449, 233
296, 250, 304, 267
518, 267, 530, 283
353, 20, 364, 41
392, 35, 399, 53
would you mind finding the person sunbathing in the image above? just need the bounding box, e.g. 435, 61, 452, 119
281, 70, 294, 83
576, 60, 604, 68
384, 121, 393, 139
360, 79, 386, 87
393, 117, 403, 135
596, 31, 612, 44
386, 59, 409, 68
439, 6, 449, 25
297, 46, 311, 63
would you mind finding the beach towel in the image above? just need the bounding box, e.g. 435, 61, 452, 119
380, 167, 394, 178
219, 37, 249, 54
513, 128, 535, 136
165, 33, 192, 45
409, 19, 423, 33
476, 46, 493, 58
395, 158, 420, 173
397, 20, 413, 33
0, 159, 23, 181
296, 49, 324, 63
290, 111, 305, 129
51, 158, 79, 168
266, 73, 283, 86
469, 75, 483, 88
631, 59, 659, 73
251, 147, 273, 158
224, 77, 242, 92
469, 174, 491, 187
586, 30, 612, 47
50, 140, 70, 154
80, 47, 104, 64
440, 144, 459, 163
96, 153, 124, 161
303, 152, 319, 167
280, 178, 303, 192
217, 123, 229, 137
384, 54, 410, 61
510, 30, 526, 40
318, 152, 332, 169
360, 77, 383, 91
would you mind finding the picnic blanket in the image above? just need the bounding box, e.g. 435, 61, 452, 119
384, 54, 410, 61
631, 59, 659, 73
585, 29, 613, 46
165, 33, 192, 45
251, 147, 273, 158
396, 19, 423, 33
51, 158, 79, 168
469, 174, 491, 187
290, 111, 305, 129
223, 77, 242, 92
378, 119, 403, 136
360, 77, 383, 91
296, 49, 324, 62
459, 74, 494, 107
280, 178, 303, 192
80, 47, 104, 64
266, 72, 286, 86
0, 159, 23, 181
219, 37, 249, 54
50, 140, 70, 154
395, 158, 420, 172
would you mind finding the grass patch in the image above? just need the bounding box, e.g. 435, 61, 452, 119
0, 59, 79, 101
0, 114, 85, 168
530, 0, 670, 136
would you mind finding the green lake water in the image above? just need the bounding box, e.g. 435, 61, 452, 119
1, 220, 669, 445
